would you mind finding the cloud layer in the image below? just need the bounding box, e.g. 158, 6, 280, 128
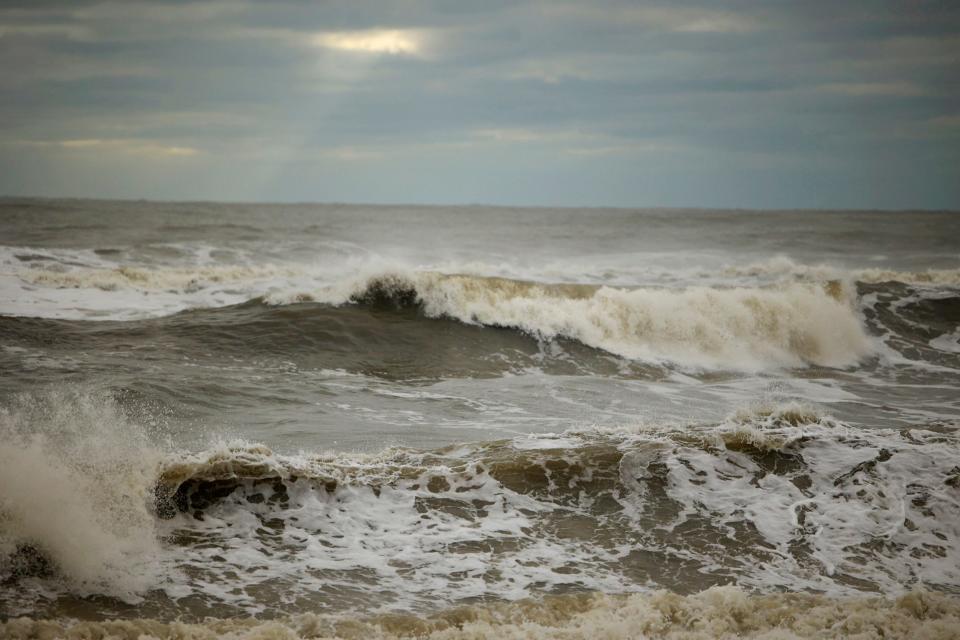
1, 1, 958, 208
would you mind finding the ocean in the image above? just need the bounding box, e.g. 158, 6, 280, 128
1, 198, 959, 638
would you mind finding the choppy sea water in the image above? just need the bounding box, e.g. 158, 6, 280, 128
1, 198, 959, 638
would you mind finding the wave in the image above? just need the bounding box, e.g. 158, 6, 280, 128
3, 393, 959, 618
720, 256, 960, 287
138, 401, 960, 603
5, 279, 955, 387
19, 263, 298, 292
267, 270, 872, 370
8, 248, 960, 370
156, 402, 832, 505
13, 252, 960, 299
4, 587, 959, 639
3, 266, 880, 372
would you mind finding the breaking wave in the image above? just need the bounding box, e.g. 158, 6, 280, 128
267, 270, 873, 370
5, 392, 958, 620
9, 249, 960, 371
151, 401, 960, 601
0, 391, 162, 601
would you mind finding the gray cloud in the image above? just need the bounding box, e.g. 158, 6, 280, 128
0, 0, 958, 207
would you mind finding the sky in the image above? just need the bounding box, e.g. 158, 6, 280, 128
0, 1, 958, 209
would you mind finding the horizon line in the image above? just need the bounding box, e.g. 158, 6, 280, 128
2, 194, 957, 215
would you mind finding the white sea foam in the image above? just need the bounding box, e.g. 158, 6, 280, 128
720, 256, 960, 287
2, 394, 958, 619
931, 329, 960, 354
3, 587, 959, 639
20, 263, 300, 292
618, 403, 960, 593
159, 404, 959, 610
0, 244, 308, 320
153, 439, 629, 614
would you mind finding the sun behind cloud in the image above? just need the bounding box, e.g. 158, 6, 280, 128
311, 29, 422, 56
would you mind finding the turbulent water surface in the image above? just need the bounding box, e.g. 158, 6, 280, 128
1, 198, 959, 638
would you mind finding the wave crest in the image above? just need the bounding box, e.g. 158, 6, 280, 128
271, 271, 872, 370
21, 263, 296, 292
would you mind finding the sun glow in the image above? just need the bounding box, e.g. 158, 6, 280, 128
312, 30, 422, 56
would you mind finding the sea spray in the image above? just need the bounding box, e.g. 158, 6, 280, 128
0, 390, 163, 601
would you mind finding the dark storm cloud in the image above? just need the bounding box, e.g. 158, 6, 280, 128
0, 0, 958, 207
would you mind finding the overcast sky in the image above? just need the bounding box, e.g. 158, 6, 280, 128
1, 1, 958, 208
